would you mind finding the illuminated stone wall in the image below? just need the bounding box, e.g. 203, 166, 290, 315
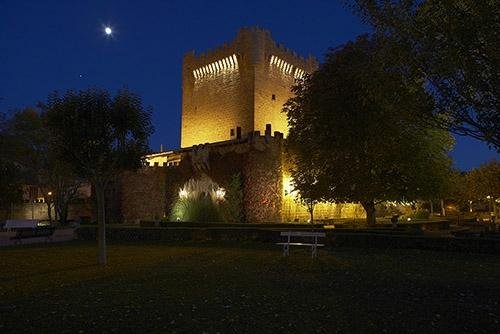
281, 198, 366, 222
281, 173, 366, 222
181, 30, 254, 148
253, 33, 317, 137
121, 133, 371, 223
121, 168, 167, 222
181, 27, 317, 148
242, 133, 284, 223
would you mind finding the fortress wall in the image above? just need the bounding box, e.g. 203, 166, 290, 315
242, 134, 284, 223
253, 31, 318, 137
282, 200, 366, 222
181, 30, 255, 148
181, 27, 318, 148
121, 168, 167, 222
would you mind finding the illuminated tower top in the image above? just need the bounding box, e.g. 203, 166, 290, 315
181, 27, 317, 148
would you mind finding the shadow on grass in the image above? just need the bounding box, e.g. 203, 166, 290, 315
2, 263, 99, 282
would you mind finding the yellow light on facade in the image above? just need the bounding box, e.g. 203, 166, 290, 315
179, 189, 188, 199
283, 175, 295, 196
215, 188, 226, 201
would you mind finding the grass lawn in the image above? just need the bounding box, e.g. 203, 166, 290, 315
1, 241, 499, 333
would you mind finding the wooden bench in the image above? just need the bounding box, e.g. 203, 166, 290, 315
10, 227, 56, 244
277, 231, 326, 258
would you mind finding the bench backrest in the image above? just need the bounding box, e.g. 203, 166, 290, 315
280, 231, 326, 238
5, 219, 39, 229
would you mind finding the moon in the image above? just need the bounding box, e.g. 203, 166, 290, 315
104, 26, 112, 35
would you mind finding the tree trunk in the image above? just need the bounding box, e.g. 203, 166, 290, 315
46, 201, 53, 224
440, 199, 446, 216
430, 201, 434, 215
59, 204, 69, 226
56, 201, 69, 226
95, 182, 107, 265
361, 201, 376, 226
307, 202, 314, 224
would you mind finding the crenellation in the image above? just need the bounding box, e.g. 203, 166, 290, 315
181, 27, 317, 148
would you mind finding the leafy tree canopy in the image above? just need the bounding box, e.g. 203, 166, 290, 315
344, 0, 500, 149
0, 112, 24, 208
44, 88, 153, 264
2, 108, 84, 224
466, 160, 500, 201
44, 88, 153, 182
284, 36, 454, 225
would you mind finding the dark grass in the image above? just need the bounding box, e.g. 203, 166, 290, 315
1, 241, 499, 333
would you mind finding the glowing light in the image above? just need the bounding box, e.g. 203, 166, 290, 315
192, 54, 239, 81
215, 188, 226, 201
47, 191, 52, 196
104, 26, 112, 35
270, 55, 305, 79
283, 176, 295, 196
179, 189, 189, 199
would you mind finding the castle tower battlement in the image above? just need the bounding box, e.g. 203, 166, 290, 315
181, 27, 317, 148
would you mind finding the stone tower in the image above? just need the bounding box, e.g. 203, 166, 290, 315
181, 27, 317, 148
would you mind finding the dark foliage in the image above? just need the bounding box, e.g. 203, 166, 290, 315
44, 88, 153, 264
345, 0, 500, 149
284, 36, 453, 225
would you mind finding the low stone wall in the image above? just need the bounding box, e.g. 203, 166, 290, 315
76, 226, 500, 254
1, 202, 91, 221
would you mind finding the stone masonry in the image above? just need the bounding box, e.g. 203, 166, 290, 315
181, 27, 317, 148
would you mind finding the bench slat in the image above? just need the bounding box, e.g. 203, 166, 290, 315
280, 231, 325, 237
276, 242, 325, 247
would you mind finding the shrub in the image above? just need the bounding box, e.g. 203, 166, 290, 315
169, 175, 224, 222
170, 196, 223, 222
404, 209, 431, 220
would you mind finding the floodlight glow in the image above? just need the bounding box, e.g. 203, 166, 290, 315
179, 189, 189, 199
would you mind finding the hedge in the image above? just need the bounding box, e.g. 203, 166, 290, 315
76, 226, 500, 254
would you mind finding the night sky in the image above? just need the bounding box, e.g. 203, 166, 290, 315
1, 0, 497, 171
